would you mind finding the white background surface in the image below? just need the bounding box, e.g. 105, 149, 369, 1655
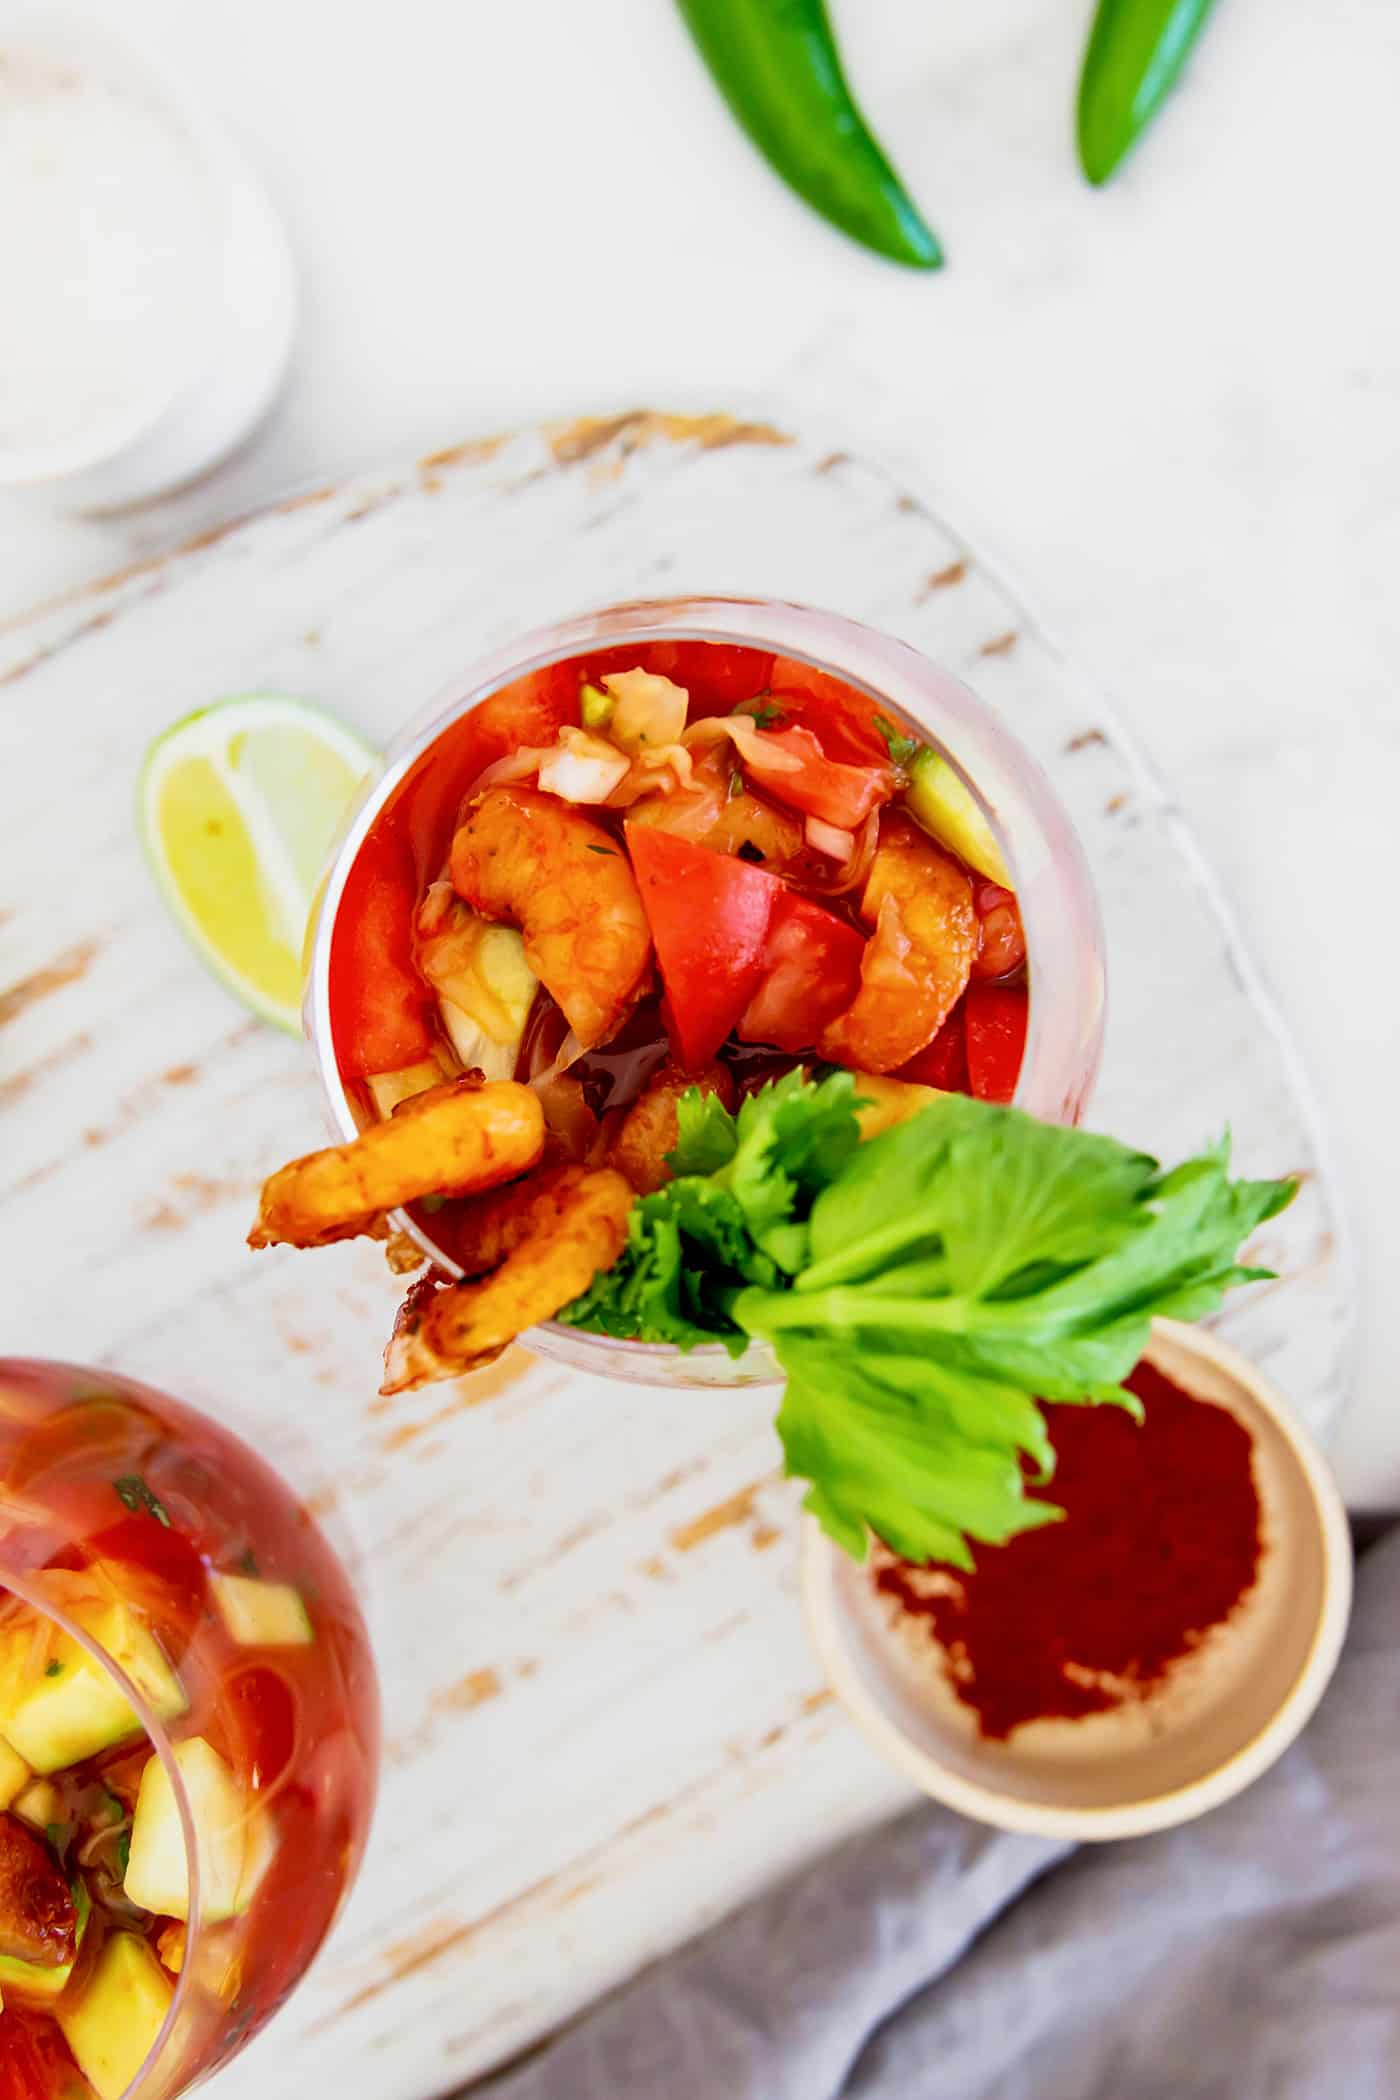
4, 0, 1397, 1502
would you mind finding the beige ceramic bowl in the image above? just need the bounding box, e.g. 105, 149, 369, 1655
801, 1319, 1353, 1841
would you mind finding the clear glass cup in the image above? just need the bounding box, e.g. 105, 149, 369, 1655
0, 1360, 380, 2100
304, 597, 1106, 1389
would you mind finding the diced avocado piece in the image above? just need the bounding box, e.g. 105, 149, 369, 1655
124, 1737, 246, 1924
10, 1779, 60, 1831
210, 1573, 313, 1649
0, 1737, 28, 1810
906, 746, 1011, 887
579, 682, 615, 731
57, 1932, 173, 2100
0, 1880, 89, 2005
366, 1057, 447, 1118
0, 1607, 186, 1774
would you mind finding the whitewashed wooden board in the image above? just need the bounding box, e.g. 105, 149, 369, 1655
0, 411, 1351, 2098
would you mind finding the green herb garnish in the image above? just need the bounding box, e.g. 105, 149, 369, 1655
586, 845, 617, 857
563, 1078, 1294, 1566
45, 1659, 63, 1678
727, 769, 744, 801
873, 714, 921, 768
735, 699, 784, 732
113, 1475, 172, 1527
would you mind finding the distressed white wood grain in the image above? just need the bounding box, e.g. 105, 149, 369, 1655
0, 412, 1351, 2099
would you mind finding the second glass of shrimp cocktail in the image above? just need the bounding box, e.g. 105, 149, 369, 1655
273, 598, 1105, 1390
0, 1360, 379, 2100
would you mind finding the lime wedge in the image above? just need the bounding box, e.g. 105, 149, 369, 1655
140, 695, 377, 1033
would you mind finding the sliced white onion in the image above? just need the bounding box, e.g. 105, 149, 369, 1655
805, 814, 857, 864
529, 1028, 586, 1089
602, 669, 689, 752
537, 727, 631, 804
466, 743, 555, 797
683, 715, 803, 773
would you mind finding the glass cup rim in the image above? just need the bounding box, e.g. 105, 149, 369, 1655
303, 594, 1107, 1379
0, 1557, 200, 2100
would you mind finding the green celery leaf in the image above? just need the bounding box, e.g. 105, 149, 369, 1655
775, 1343, 1064, 1568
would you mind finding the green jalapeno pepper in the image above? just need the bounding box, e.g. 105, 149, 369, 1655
675, 0, 943, 270
1077, 0, 1220, 185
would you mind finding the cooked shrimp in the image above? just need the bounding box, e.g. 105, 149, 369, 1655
817, 812, 976, 1073
0, 1813, 77, 1966
380, 1166, 634, 1392
249, 1078, 545, 1251
611, 1060, 736, 1195
450, 786, 652, 1050
417, 1161, 583, 1281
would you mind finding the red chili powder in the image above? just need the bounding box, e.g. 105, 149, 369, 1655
873, 1361, 1263, 1740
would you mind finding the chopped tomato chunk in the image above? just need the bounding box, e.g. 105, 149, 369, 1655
897, 1000, 969, 1092
767, 657, 902, 767
329, 827, 437, 1078
964, 982, 1029, 1103
738, 891, 866, 1052
625, 826, 778, 1067
739, 723, 896, 831
971, 882, 1027, 980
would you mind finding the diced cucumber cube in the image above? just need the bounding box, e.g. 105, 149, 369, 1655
0, 1735, 28, 1810
125, 1737, 247, 1924
57, 1932, 173, 2100
210, 1573, 314, 1648
10, 1778, 60, 1831
0, 1605, 186, 1774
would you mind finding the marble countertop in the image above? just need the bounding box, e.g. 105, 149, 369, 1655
4, 0, 1396, 1505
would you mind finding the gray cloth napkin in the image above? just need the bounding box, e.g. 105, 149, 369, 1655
481, 1528, 1400, 2100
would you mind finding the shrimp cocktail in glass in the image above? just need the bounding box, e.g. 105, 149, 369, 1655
0, 1361, 379, 2100
255, 598, 1104, 1389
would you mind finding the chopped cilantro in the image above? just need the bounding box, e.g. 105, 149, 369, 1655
742, 701, 784, 732
874, 715, 921, 768
586, 844, 617, 856
419, 1192, 447, 1212
727, 769, 743, 801
113, 1475, 172, 1527
45, 1659, 63, 1678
